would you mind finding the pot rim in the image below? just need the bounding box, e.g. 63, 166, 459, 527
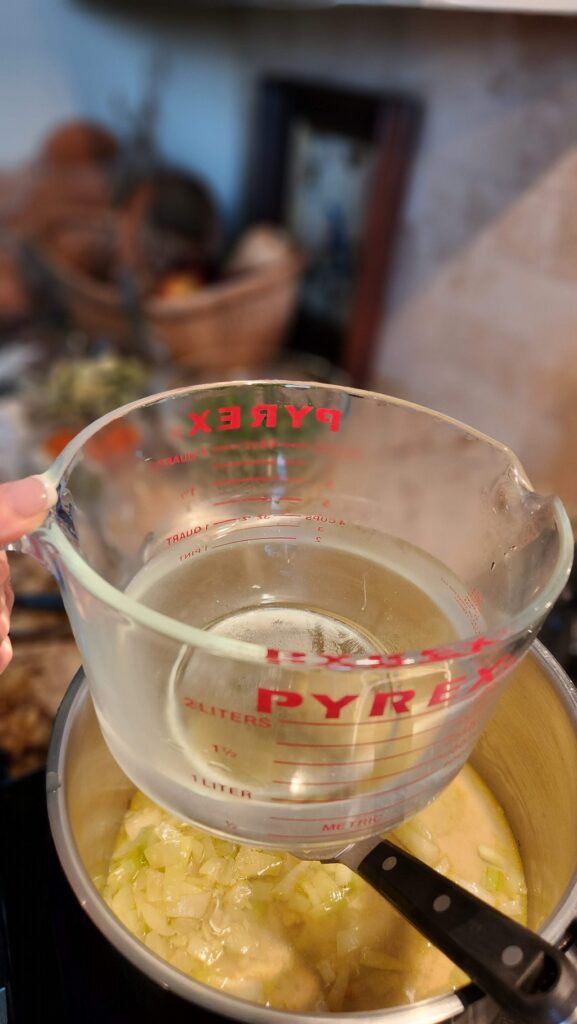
46, 641, 577, 1023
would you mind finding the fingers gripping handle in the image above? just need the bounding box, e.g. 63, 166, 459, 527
341, 839, 577, 1024
0, 475, 58, 552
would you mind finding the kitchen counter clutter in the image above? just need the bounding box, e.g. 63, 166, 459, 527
0, 553, 79, 780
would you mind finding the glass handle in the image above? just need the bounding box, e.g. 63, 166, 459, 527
339, 838, 577, 1024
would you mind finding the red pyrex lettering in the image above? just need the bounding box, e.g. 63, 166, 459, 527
256, 654, 512, 719
188, 404, 342, 436
265, 636, 497, 669
256, 688, 416, 717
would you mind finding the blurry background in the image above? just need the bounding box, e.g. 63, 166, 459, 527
2, 0, 577, 773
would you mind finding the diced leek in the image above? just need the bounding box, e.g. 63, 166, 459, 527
144, 868, 164, 903
285, 892, 312, 915
110, 835, 139, 862
189, 838, 205, 863
145, 837, 193, 869
451, 874, 497, 908
224, 882, 252, 908
223, 922, 253, 955
200, 857, 227, 880
263, 965, 324, 1011
218, 859, 237, 887
187, 932, 223, 964
130, 791, 151, 812
484, 865, 505, 893
317, 958, 337, 985
105, 855, 142, 895
332, 863, 353, 887
478, 845, 506, 869
110, 885, 142, 935
270, 862, 309, 897
125, 807, 163, 841
172, 918, 200, 936
103, 772, 528, 1014
249, 880, 274, 903
155, 821, 184, 843
200, 835, 216, 860
218, 976, 264, 1002
504, 873, 527, 900
497, 896, 524, 920
336, 927, 361, 955
171, 948, 195, 973
300, 877, 322, 907
172, 892, 211, 919
145, 931, 171, 959
111, 883, 135, 917
139, 899, 175, 936
235, 848, 284, 878
393, 823, 441, 867
309, 868, 343, 906
360, 949, 403, 971
327, 964, 350, 1012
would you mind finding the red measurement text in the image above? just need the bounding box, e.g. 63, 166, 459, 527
190, 774, 252, 799
265, 636, 497, 669
167, 524, 210, 546
321, 815, 383, 833
183, 697, 271, 728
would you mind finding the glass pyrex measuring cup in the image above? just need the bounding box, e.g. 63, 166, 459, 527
9, 381, 573, 848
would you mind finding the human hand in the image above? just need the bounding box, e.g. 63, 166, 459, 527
0, 476, 57, 672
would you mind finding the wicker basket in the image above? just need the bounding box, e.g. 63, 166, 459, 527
51, 254, 303, 370
30, 207, 304, 370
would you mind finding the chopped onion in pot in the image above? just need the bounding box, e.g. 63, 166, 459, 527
101, 765, 527, 1013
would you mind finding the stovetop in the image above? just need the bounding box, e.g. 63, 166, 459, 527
0, 770, 229, 1024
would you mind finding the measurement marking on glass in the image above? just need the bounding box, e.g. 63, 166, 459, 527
267, 825, 398, 840
275, 723, 442, 748
213, 458, 306, 469
212, 496, 304, 506
269, 792, 406, 805
273, 739, 451, 767
213, 476, 306, 488
272, 744, 468, 786
213, 536, 297, 548
268, 780, 446, 812
213, 518, 240, 526
209, 440, 309, 452
270, 810, 399, 823
268, 791, 438, 821
224, 523, 303, 531
270, 762, 462, 800
214, 458, 278, 469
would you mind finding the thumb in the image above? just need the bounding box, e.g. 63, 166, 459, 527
0, 476, 58, 546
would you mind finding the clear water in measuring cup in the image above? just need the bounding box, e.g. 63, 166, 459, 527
114, 516, 482, 843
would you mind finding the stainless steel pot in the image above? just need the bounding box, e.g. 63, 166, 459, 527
47, 642, 577, 1024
